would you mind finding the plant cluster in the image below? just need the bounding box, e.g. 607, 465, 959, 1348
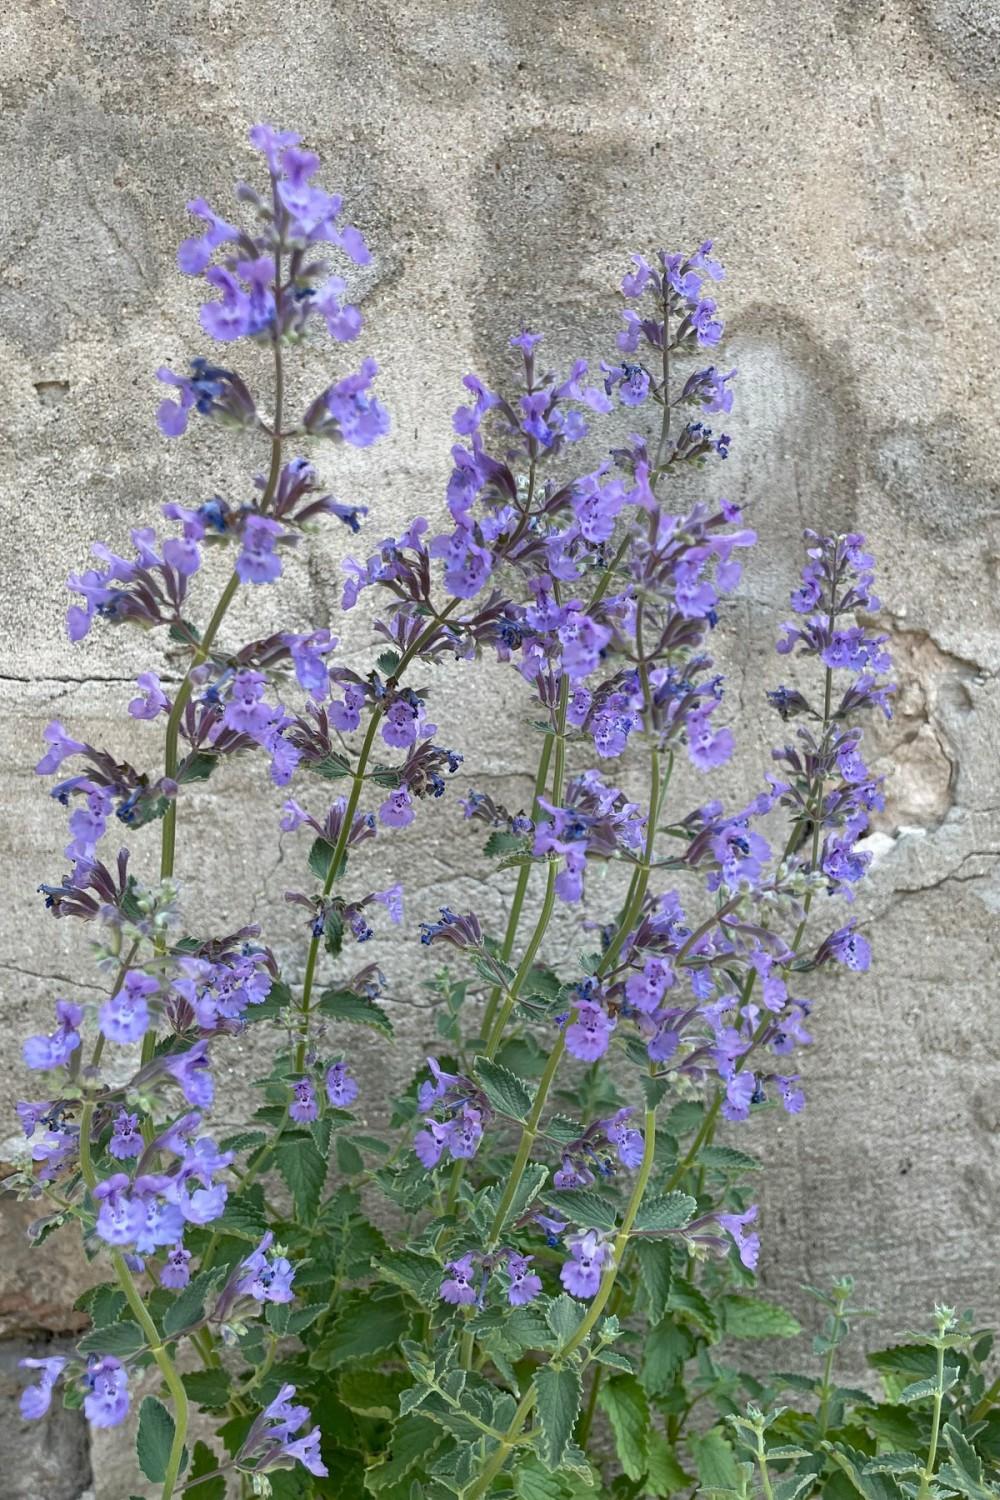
7, 124, 982, 1500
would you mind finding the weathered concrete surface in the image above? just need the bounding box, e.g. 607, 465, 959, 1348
2, 0, 1000, 1477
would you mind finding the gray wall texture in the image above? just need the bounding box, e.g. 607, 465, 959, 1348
3, 0, 1000, 1491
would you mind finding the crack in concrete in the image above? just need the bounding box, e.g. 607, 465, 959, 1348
0, 960, 105, 994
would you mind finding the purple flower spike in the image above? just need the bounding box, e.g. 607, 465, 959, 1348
18, 1356, 67, 1420
440, 1253, 478, 1305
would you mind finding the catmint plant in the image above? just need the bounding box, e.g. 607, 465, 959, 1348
8, 125, 903, 1500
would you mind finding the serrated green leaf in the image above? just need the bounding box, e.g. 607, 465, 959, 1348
309, 751, 352, 780
474, 1056, 535, 1121
136, 1396, 176, 1484
543, 1189, 619, 1232
698, 1145, 762, 1173
312, 1292, 411, 1369
218, 1130, 268, 1154
377, 1250, 443, 1306
317, 987, 393, 1037
163, 1268, 221, 1337
308, 836, 341, 883
592, 1347, 635, 1373
78, 1319, 145, 1357
546, 1295, 583, 1345
535, 1365, 582, 1470
484, 830, 532, 857
598, 1376, 649, 1481
720, 1295, 802, 1339
668, 1277, 719, 1338
899, 1366, 959, 1404
689, 1429, 741, 1491
364, 1414, 442, 1492
825, 1442, 907, 1500
377, 649, 401, 675
634, 1241, 672, 1325
177, 751, 218, 784
939, 1423, 997, 1500
640, 1319, 692, 1398
338, 1368, 410, 1420
632, 1192, 696, 1233
274, 1135, 327, 1221
187, 1441, 226, 1500
645, 1432, 693, 1496
181, 1369, 231, 1410
216, 1191, 269, 1242
513, 1457, 595, 1500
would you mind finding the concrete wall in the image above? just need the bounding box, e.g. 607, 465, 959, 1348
3, 0, 1000, 1490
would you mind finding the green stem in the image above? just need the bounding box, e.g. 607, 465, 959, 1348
919, 1341, 946, 1500
466, 1108, 658, 1498
292, 600, 461, 1070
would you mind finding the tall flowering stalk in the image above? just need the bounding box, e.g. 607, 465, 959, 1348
9, 128, 896, 1498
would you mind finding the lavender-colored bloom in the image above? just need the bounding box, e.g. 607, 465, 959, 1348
721, 1070, 756, 1124
565, 1001, 615, 1062
83, 1355, 130, 1429
160, 1243, 192, 1290
36, 721, 87, 776
285, 629, 336, 697
686, 708, 734, 771
560, 1229, 610, 1299
326, 358, 390, 447
165, 1041, 214, 1108
237, 1232, 296, 1303
604, 1109, 645, 1168
289, 1078, 318, 1123
718, 1204, 760, 1270
99, 970, 158, 1045
775, 1074, 806, 1114
19, 1356, 67, 1420
23, 1000, 84, 1071
624, 958, 674, 1014
373, 884, 404, 923
379, 787, 414, 828
177, 196, 239, 275
505, 1252, 542, 1306
325, 1061, 358, 1109
128, 671, 170, 720
236, 514, 285, 585
16, 1100, 52, 1137
108, 1109, 143, 1160
282, 1428, 328, 1478
824, 923, 872, 972
440, 1253, 478, 1305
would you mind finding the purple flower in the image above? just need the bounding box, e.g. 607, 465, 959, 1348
36, 721, 87, 776
236, 515, 285, 585
379, 787, 414, 828
160, 1244, 192, 1290
603, 1109, 645, 1168
289, 1078, 318, 1123
166, 1041, 214, 1108
373, 884, 404, 923
177, 196, 239, 276
285, 629, 336, 697
18, 1356, 67, 1420
108, 1109, 143, 1160
282, 1428, 328, 1478
325, 1062, 358, 1109
560, 1229, 610, 1299
824, 924, 872, 973
440, 1253, 478, 1305
326, 358, 390, 448
565, 1001, 615, 1062
718, 1204, 760, 1270
128, 672, 170, 720
775, 1074, 806, 1114
23, 1000, 84, 1071
624, 958, 675, 1014
99, 970, 158, 1045
721, 1070, 756, 1124
505, 1252, 542, 1306
16, 1100, 52, 1137
686, 708, 734, 771
83, 1355, 130, 1429
237, 1231, 296, 1304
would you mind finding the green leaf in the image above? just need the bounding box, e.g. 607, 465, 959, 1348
939, 1423, 998, 1500
546, 1295, 583, 1346
176, 751, 218, 784
641, 1319, 692, 1397
181, 1369, 231, 1410
645, 1432, 693, 1496
313, 1292, 411, 1369
337, 1369, 410, 1420
78, 1318, 146, 1357
634, 1241, 672, 1325
309, 751, 353, 780
187, 1441, 226, 1500
318, 987, 394, 1037
720, 1296, 802, 1339
216, 1191, 270, 1242
825, 1442, 907, 1500
336, 1136, 364, 1173
514, 1458, 595, 1500
484, 830, 532, 857
667, 1277, 719, 1338
163, 1268, 221, 1337
377, 1251, 443, 1306
597, 1376, 650, 1481
632, 1192, 696, 1233
363, 1414, 441, 1492
474, 1056, 534, 1121
266, 1301, 326, 1337
136, 1396, 177, 1484
689, 1429, 741, 1491
698, 1145, 762, 1173
535, 1365, 582, 1470
218, 1130, 268, 1154
274, 1135, 327, 1221
543, 1189, 619, 1232
377, 649, 401, 675
899, 1365, 959, 1404
592, 1348, 635, 1373
308, 836, 338, 883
